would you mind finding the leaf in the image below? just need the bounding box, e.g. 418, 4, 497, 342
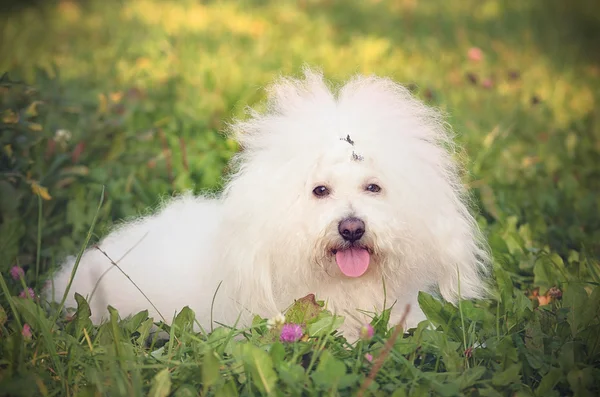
566, 368, 594, 396
28, 122, 43, 131
277, 362, 305, 389
491, 363, 521, 386
307, 313, 344, 337
270, 342, 285, 367
418, 292, 446, 327
582, 286, 600, 328
393, 338, 418, 355
149, 368, 171, 397
135, 318, 155, 346
417, 292, 459, 336
285, 293, 323, 325
420, 329, 462, 372
533, 253, 566, 295
0, 304, 6, 326
173, 385, 197, 397
234, 343, 277, 395
562, 284, 588, 336
535, 367, 562, 395
202, 348, 221, 393
30, 181, 52, 200
25, 100, 43, 117
311, 350, 346, 390
494, 265, 514, 310
123, 310, 149, 334
214, 380, 239, 397
208, 326, 236, 356
457, 366, 487, 390
67, 293, 93, 336
172, 306, 195, 335
74, 293, 92, 319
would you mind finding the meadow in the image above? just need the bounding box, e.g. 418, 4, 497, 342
0, 0, 599, 395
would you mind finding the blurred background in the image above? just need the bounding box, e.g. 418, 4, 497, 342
0, 0, 598, 288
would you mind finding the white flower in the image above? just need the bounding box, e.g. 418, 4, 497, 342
54, 129, 72, 145
266, 312, 286, 330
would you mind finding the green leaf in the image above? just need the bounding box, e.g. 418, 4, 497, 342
172, 306, 195, 335
74, 293, 92, 319
277, 361, 305, 389
202, 348, 221, 393
135, 318, 155, 346
67, 293, 94, 337
420, 329, 462, 372
208, 326, 236, 356
491, 363, 521, 386
582, 286, 600, 329
562, 284, 588, 336
285, 293, 324, 325
566, 368, 594, 396
535, 367, 563, 395
234, 343, 278, 395
393, 338, 419, 355
215, 380, 239, 397
307, 313, 344, 337
311, 350, 346, 390
494, 265, 514, 311
149, 368, 171, 397
418, 292, 446, 327
270, 342, 286, 367
173, 385, 198, 397
533, 253, 566, 294
123, 309, 149, 333
457, 366, 487, 390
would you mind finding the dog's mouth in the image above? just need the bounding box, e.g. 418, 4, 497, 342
330, 245, 373, 278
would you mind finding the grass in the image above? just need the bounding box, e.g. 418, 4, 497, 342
1, 0, 599, 395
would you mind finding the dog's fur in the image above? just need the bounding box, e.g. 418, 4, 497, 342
47, 69, 490, 337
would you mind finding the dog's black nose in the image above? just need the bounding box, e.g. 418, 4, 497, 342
338, 218, 365, 242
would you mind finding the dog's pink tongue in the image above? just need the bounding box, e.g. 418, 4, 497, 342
335, 248, 370, 277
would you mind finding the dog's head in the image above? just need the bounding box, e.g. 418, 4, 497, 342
221, 68, 489, 306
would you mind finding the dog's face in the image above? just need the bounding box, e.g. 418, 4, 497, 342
301, 145, 400, 281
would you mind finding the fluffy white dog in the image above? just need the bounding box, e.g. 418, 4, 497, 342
47, 69, 489, 338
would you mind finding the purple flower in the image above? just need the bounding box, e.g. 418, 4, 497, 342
22, 323, 32, 340
364, 353, 373, 362
10, 266, 24, 280
280, 324, 303, 343
19, 288, 35, 299
360, 324, 374, 340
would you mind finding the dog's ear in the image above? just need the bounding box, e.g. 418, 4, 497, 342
267, 68, 331, 114
227, 67, 333, 150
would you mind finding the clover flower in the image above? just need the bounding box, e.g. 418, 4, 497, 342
360, 323, 374, 340
280, 324, 303, 343
19, 288, 35, 299
10, 266, 24, 280
22, 324, 32, 340
267, 312, 286, 330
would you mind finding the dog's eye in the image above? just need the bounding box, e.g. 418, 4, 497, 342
366, 184, 381, 193
313, 186, 330, 197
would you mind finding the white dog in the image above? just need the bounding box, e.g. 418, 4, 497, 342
47, 69, 489, 338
